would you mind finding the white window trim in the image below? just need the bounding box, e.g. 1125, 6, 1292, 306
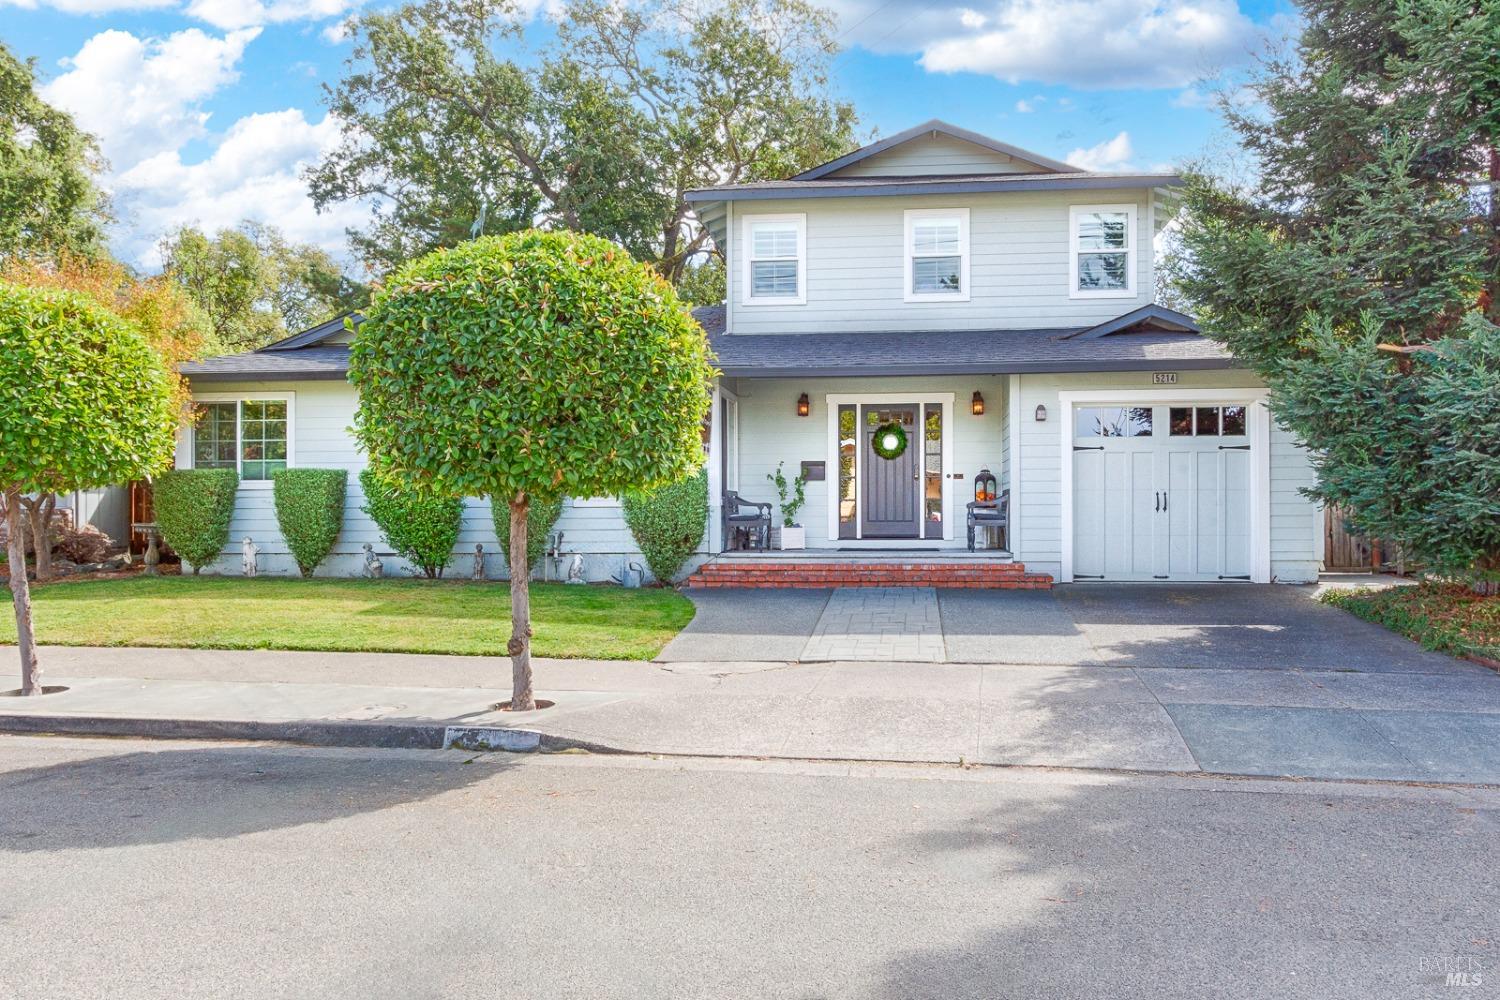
903, 208, 971, 303
1068, 204, 1137, 299
186, 392, 296, 490
740, 213, 806, 306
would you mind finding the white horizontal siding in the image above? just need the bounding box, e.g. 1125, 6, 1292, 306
728, 189, 1154, 335
829, 134, 1045, 177
175, 381, 705, 583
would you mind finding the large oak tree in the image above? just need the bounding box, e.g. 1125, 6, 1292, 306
307, 0, 858, 282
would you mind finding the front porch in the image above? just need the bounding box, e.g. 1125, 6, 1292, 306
684, 548, 1050, 589
704, 375, 1015, 557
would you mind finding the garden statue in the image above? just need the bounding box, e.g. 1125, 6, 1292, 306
566, 552, 585, 584
362, 542, 383, 578
473, 543, 485, 580
241, 537, 259, 577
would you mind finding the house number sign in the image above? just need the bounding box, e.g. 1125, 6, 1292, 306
1152, 372, 1178, 384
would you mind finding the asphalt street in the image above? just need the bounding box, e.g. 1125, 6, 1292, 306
1, 736, 1495, 1000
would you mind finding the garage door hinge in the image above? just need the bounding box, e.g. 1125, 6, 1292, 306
1073, 445, 1105, 451
1218, 445, 1251, 451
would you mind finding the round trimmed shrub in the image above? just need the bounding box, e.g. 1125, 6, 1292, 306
154, 468, 239, 573
272, 468, 348, 576
493, 495, 564, 581
359, 468, 462, 578
622, 467, 707, 585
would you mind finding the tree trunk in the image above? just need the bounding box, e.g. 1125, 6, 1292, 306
6, 490, 42, 696
1489, 147, 1500, 324
22, 493, 55, 581
507, 494, 535, 712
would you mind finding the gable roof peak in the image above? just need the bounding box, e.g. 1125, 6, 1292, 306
793, 119, 1084, 181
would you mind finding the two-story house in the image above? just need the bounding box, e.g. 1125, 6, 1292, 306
179, 120, 1322, 585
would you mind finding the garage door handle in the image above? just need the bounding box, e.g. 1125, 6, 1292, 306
1162, 491, 1168, 512
1154, 491, 1160, 512
1218, 444, 1251, 451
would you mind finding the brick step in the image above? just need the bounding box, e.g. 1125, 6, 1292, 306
685, 560, 1053, 590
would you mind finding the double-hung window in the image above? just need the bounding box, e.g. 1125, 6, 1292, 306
1069, 204, 1136, 297
742, 214, 805, 305
190, 396, 293, 487
904, 208, 970, 302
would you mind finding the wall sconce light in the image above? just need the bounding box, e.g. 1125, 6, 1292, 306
971, 391, 985, 416
1035, 404, 1048, 422
796, 393, 810, 417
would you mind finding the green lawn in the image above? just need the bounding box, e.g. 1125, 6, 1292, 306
0, 575, 695, 661
1321, 583, 1499, 663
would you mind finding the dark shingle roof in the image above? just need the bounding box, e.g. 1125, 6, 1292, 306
691, 306, 1232, 377
180, 305, 1230, 383
180, 346, 352, 382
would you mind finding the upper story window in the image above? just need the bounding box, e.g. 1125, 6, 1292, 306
904, 208, 970, 303
190, 395, 293, 487
1070, 204, 1136, 298
741, 213, 805, 306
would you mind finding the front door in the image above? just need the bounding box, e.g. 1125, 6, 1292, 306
861, 405, 920, 538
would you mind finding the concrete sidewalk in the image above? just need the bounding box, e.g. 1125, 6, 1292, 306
4, 646, 1499, 784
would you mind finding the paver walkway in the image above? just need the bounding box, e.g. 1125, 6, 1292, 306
800, 587, 944, 662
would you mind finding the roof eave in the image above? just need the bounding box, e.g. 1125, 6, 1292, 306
718, 357, 1238, 379
181, 369, 351, 383
792, 119, 1083, 180
685, 174, 1182, 203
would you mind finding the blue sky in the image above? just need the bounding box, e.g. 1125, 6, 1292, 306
1, 0, 1297, 269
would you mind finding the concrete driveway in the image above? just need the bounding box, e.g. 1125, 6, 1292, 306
661, 583, 1484, 673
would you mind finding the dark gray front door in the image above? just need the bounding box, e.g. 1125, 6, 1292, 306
861, 405, 920, 538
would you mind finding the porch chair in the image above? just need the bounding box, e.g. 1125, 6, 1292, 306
966, 489, 1010, 552
723, 490, 773, 551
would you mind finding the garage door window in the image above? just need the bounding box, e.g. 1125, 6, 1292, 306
1075, 406, 1152, 438
1169, 405, 1247, 437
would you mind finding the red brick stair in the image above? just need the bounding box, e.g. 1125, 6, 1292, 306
684, 558, 1052, 590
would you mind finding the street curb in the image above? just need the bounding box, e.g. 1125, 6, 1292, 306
0, 714, 612, 754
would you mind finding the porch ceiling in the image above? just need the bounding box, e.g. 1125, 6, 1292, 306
693, 306, 1235, 378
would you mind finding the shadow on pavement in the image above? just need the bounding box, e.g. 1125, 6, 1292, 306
0, 743, 507, 852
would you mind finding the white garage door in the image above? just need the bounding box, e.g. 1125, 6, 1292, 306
1072, 403, 1252, 581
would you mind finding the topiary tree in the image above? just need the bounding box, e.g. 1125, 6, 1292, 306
623, 466, 707, 585
358, 467, 464, 578
493, 495, 564, 582
272, 468, 348, 576
0, 283, 178, 694
350, 230, 714, 709
154, 468, 240, 574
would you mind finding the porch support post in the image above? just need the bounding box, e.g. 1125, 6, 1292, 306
707, 381, 724, 554
1008, 374, 1022, 559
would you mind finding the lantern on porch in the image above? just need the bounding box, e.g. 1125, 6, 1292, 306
974, 468, 997, 503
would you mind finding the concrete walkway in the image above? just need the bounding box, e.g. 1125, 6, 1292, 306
4, 645, 1498, 784
661, 583, 1487, 672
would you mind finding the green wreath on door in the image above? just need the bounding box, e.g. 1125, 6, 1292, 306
871, 422, 908, 460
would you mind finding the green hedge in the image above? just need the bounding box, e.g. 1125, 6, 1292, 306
154, 469, 239, 573
272, 468, 348, 576
622, 468, 707, 585
493, 495, 564, 579
359, 468, 463, 578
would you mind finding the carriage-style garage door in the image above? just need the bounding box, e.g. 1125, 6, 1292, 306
1071, 402, 1254, 581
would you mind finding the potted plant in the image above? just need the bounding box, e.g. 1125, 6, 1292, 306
766, 462, 808, 550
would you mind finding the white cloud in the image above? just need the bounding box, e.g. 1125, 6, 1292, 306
320, 19, 351, 44
829, 0, 1260, 90
184, 0, 357, 31
118, 109, 369, 266
1, 0, 361, 29
42, 27, 260, 170
0, 0, 175, 12
1015, 95, 1043, 113
1066, 130, 1134, 171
